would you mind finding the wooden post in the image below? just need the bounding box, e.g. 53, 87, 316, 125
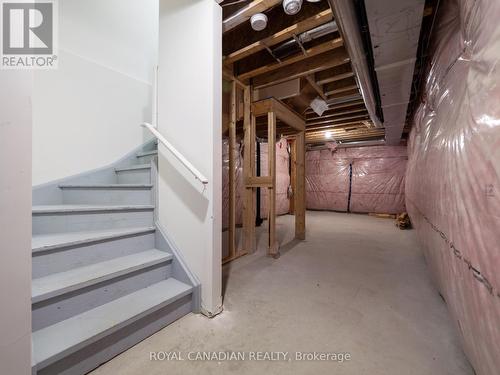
227, 81, 237, 259
289, 138, 296, 214
268, 111, 279, 257
243, 86, 256, 253
295, 130, 306, 240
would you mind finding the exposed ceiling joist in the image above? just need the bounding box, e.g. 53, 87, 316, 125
224, 9, 333, 64
237, 38, 343, 81
306, 106, 367, 121
252, 49, 350, 89
315, 63, 354, 85
305, 99, 365, 114
305, 75, 327, 100
307, 113, 370, 126
324, 84, 358, 97
223, 0, 282, 33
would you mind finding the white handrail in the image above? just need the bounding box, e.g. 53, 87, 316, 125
141, 122, 208, 185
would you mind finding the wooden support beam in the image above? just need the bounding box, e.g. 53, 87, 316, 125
324, 84, 358, 97
326, 89, 360, 100
223, 0, 282, 33
252, 98, 305, 132
305, 74, 327, 100
245, 176, 273, 188
268, 111, 279, 257
323, 77, 358, 97
242, 86, 256, 253
307, 114, 371, 127
294, 131, 306, 240
228, 81, 237, 260
224, 9, 333, 64
238, 38, 343, 81
252, 49, 350, 89
223, 81, 248, 265
315, 63, 354, 85
289, 139, 296, 214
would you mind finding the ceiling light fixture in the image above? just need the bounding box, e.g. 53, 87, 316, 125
283, 0, 302, 15
325, 131, 333, 139
250, 13, 268, 31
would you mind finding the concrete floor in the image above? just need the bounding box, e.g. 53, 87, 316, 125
90, 211, 473, 375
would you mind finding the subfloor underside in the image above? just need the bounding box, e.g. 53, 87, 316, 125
90, 211, 473, 375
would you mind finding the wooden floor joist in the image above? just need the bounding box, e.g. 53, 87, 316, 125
224, 9, 333, 64
237, 38, 343, 81
252, 49, 350, 89
223, 0, 282, 33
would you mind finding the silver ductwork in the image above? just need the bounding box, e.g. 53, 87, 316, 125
327, 0, 382, 128
364, 0, 425, 145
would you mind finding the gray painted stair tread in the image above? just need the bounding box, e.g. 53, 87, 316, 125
32, 204, 154, 214
32, 249, 172, 303
32, 278, 192, 368
32, 227, 156, 253
58, 184, 153, 189
136, 150, 158, 157
115, 164, 151, 172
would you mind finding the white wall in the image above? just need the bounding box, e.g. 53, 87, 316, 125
33, 0, 159, 185
0, 71, 33, 375
158, 0, 222, 315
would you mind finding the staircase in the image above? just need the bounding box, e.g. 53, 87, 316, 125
31, 142, 198, 375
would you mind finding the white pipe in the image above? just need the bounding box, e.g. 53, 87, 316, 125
141, 122, 209, 185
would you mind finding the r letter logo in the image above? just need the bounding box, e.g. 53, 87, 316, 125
1, 0, 58, 69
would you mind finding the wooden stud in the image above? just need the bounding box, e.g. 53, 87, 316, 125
242, 85, 256, 253
268, 111, 279, 257
228, 81, 237, 260
289, 138, 296, 214
294, 130, 306, 240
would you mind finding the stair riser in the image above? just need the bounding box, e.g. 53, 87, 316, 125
33, 210, 154, 235
32, 262, 172, 331
136, 154, 157, 164
34, 293, 192, 375
116, 169, 151, 184
61, 189, 152, 205
33, 232, 156, 278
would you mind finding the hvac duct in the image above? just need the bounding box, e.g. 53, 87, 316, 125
327, 0, 382, 129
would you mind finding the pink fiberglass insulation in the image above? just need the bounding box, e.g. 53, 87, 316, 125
306, 149, 351, 212
406, 1, 500, 374
305, 145, 407, 213
222, 138, 290, 229
260, 138, 290, 218
350, 150, 407, 214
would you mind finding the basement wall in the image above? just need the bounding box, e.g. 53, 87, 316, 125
306, 145, 407, 213
406, 1, 500, 374
32, 0, 158, 185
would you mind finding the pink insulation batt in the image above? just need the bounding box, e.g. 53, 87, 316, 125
306, 145, 407, 213
222, 138, 290, 229
406, 0, 500, 374
259, 138, 290, 218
